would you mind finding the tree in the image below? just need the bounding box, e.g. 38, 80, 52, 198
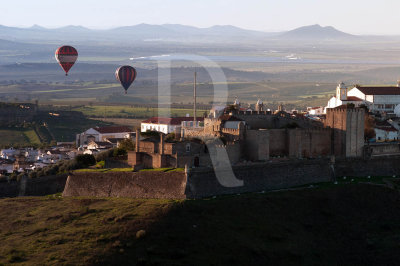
118, 139, 135, 151
113, 148, 127, 157
75, 154, 96, 168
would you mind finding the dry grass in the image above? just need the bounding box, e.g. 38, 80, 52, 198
1, 183, 400, 265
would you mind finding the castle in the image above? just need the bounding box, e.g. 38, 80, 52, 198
128, 100, 365, 169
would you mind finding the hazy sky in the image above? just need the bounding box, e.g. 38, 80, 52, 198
1, 0, 400, 35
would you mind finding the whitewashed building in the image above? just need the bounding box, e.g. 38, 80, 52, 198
374, 121, 399, 142
141, 117, 204, 134
76, 126, 133, 147
0, 148, 17, 160
307, 106, 324, 115
325, 82, 364, 111
326, 82, 400, 113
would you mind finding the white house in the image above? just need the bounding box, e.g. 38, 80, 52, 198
326, 82, 364, 111
307, 106, 324, 115
374, 121, 399, 142
326, 82, 400, 113
141, 117, 204, 134
76, 126, 133, 147
0, 148, 17, 160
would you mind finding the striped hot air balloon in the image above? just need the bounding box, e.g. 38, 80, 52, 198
55, 46, 78, 76
115, 65, 137, 94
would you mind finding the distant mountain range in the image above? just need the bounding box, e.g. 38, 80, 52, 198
279, 24, 354, 40
0, 24, 362, 44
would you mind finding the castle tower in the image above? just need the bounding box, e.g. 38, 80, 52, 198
233, 97, 240, 109
255, 99, 264, 112
336, 82, 348, 101
325, 106, 365, 158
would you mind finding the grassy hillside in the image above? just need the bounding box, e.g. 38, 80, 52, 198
1, 183, 400, 265
71, 105, 208, 119
0, 128, 41, 147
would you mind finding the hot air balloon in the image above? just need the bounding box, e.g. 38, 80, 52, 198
115, 65, 137, 94
55, 46, 78, 76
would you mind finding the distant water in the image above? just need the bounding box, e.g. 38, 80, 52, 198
130, 54, 400, 65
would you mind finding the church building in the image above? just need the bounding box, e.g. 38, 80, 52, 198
326, 82, 400, 113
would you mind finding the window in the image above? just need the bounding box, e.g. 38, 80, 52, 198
186, 143, 191, 152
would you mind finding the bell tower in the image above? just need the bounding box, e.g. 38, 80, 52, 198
336, 82, 348, 101
255, 99, 264, 112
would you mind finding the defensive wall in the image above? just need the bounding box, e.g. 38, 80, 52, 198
0, 174, 68, 198
62, 171, 187, 199
60, 156, 400, 199
365, 142, 400, 157
3, 157, 400, 199
234, 111, 322, 129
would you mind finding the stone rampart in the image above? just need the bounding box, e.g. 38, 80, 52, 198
62, 171, 186, 199
0, 174, 68, 198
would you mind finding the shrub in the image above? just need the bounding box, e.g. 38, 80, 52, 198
9, 173, 17, 181
165, 133, 175, 142
118, 139, 135, 151
36, 170, 45, 177
96, 160, 105, 169
76, 154, 96, 168
28, 171, 37, 179
16, 173, 25, 182
95, 149, 113, 162
113, 148, 127, 157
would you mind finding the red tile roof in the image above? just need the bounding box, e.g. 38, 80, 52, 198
375, 121, 398, 132
355, 86, 400, 95
95, 126, 133, 134
142, 117, 204, 125
344, 96, 363, 102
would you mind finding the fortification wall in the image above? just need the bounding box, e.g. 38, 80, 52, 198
368, 143, 400, 156
346, 109, 365, 157
246, 130, 269, 161
334, 156, 400, 177
186, 160, 333, 198
325, 108, 365, 157
56, 157, 400, 199
187, 156, 400, 198
288, 128, 332, 158
235, 112, 318, 129
269, 129, 287, 156
62, 171, 186, 199
0, 174, 68, 198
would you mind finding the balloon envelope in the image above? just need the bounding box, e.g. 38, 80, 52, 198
115, 66, 137, 94
55, 46, 78, 76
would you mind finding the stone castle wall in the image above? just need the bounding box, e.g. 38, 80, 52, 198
60, 156, 400, 199
234, 112, 320, 129
288, 128, 332, 158
62, 171, 187, 199
0, 174, 68, 198
325, 108, 365, 158
246, 130, 269, 161
3, 157, 399, 199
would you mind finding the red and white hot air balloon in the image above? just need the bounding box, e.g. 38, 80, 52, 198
55, 45, 78, 76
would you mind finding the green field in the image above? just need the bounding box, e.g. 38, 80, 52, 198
1, 183, 400, 265
0, 128, 40, 147
71, 105, 208, 118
